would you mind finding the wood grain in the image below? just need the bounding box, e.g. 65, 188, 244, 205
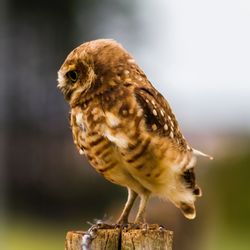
65, 226, 173, 250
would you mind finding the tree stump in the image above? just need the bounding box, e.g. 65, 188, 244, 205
65, 225, 173, 250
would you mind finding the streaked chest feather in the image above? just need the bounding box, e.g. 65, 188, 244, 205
70, 104, 187, 191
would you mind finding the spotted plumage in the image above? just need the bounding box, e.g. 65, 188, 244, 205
57, 39, 212, 223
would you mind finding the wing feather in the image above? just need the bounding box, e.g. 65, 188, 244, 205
134, 86, 188, 150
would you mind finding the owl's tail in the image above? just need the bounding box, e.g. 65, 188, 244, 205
164, 149, 211, 220
192, 148, 213, 160
178, 148, 212, 219
180, 202, 196, 219
177, 166, 202, 219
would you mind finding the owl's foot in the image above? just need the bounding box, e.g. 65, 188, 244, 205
82, 220, 117, 249
115, 221, 136, 230
126, 222, 149, 231
116, 217, 128, 226
114, 221, 148, 230
117, 221, 147, 230
122, 223, 165, 231
87, 219, 115, 230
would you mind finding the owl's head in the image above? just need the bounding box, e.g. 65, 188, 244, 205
57, 39, 133, 107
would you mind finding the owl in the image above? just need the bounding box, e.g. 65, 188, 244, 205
57, 39, 212, 224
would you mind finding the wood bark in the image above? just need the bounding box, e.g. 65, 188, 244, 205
65, 226, 173, 250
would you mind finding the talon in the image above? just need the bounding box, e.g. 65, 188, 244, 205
121, 223, 129, 229
142, 223, 149, 232
115, 222, 131, 230
86, 219, 116, 231
116, 219, 128, 225
96, 220, 105, 228
114, 223, 122, 229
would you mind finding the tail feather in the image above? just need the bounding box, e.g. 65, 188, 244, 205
192, 148, 213, 160
179, 166, 201, 219
180, 202, 196, 219
193, 185, 202, 197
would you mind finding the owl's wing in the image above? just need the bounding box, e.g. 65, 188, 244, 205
134, 86, 189, 150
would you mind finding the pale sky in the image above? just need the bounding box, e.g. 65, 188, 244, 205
78, 0, 250, 133
134, 0, 250, 133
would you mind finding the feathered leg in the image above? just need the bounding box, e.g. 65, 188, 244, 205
134, 192, 150, 224
117, 188, 137, 224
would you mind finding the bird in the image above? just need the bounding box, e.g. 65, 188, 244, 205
57, 39, 212, 225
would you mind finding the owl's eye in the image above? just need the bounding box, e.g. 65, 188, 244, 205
67, 70, 78, 83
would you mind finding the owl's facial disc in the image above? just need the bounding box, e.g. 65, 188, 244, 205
57, 61, 96, 103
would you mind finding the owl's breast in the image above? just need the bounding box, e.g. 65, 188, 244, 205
71, 105, 114, 171
69, 93, 192, 197
70, 105, 149, 193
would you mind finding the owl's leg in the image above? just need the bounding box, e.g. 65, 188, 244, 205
117, 188, 138, 224
134, 192, 150, 224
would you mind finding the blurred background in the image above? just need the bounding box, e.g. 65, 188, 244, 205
1, 0, 250, 249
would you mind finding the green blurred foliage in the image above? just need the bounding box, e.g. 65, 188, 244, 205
1, 0, 250, 250
203, 138, 250, 250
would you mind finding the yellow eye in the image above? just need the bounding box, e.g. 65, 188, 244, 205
67, 70, 78, 83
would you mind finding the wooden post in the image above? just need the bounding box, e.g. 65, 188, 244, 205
65, 225, 173, 250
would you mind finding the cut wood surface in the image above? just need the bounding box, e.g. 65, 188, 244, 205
65, 225, 173, 250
